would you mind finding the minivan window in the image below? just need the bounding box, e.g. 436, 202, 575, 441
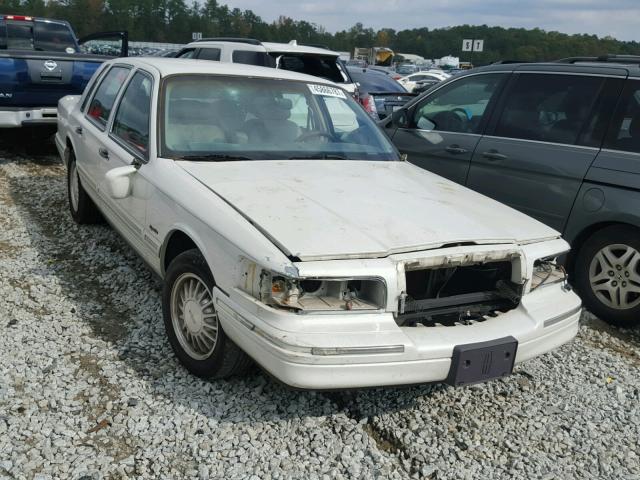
112, 72, 152, 156
604, 80, 640, 154
87, 66, 130, 128
413, 73, 504, 133
494, 73, 604, 145
198, 48, 221, 61
176, 48, 196, 59
232, 50, 274, 67
275, 54, 345, 83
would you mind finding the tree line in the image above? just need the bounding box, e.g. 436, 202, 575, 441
5, 0, 640, 63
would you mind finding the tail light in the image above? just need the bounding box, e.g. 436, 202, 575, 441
359, 94, 378, 119
3, 15, 33, 21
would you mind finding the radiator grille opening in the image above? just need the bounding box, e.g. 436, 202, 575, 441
398, 260, 522, 327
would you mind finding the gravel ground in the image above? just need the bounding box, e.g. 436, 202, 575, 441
0, 135, 639, 480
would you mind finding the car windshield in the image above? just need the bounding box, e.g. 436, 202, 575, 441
161, 75, 399, 161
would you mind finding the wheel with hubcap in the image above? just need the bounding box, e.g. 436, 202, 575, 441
67, 149, 101, 224
574, 225, 640, 327
162, 249, 252, 378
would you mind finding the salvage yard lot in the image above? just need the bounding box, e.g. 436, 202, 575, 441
0, 136, 639, 480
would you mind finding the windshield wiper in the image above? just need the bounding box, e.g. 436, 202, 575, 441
288, 154, 347, 160
175, 154, 252, 161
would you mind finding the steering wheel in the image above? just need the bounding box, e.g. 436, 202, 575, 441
451, 107, 470, 121
295, 131, 337, 143
431, 109, 469, 132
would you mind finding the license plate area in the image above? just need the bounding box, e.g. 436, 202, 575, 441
446, 336, 517, 387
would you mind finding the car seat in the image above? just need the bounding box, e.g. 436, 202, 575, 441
245, 96, 300, 144
165, 99, 225, 151
615, 111, 640, 153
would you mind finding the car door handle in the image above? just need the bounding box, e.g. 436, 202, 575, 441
75, 127, 83, 135
482, 150, 508, 161
98, 147, 109, 160
445, 145, 468, 155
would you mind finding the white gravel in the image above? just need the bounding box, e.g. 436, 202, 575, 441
0, 139, 639, 479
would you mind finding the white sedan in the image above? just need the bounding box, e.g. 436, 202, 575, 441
55, 57, 581, 389
399, 71, 450, 92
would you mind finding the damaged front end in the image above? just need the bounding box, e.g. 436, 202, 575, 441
397, 250, 526, 327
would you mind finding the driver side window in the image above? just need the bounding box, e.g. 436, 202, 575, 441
413, 73, 504, 134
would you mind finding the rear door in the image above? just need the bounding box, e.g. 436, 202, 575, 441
466, 71, 624, 232
390, 72, 508, 185
77, 65, 132, 194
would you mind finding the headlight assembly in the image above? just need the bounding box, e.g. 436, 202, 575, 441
240, 260, 386, 312
530, 257, 567, 291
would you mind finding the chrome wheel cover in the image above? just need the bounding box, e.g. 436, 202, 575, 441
170, 272, 219, 360
69, 162, 80, 212
589, 244, 640, 310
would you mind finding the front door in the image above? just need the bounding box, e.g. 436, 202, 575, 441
467, 72, 622, 232
390, 73, 508, 185
98, 70, 155, 261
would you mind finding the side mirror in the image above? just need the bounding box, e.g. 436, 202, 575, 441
105, 165, 137, 199
391, 108, 410, 129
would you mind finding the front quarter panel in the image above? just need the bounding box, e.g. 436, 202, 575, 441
146, 159, 295, 291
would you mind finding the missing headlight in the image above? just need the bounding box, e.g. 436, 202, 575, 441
530, 258, 567, 291
240, 260, 386, 313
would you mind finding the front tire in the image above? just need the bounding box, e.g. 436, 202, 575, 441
162, 249, 252, 378
574, 225, 640, 328
67, 149, 101, 224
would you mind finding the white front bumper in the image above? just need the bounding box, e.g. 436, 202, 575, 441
215, 283, 582, 389
0, 107, 58, 128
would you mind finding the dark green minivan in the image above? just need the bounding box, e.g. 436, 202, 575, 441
385, 56, 640, 327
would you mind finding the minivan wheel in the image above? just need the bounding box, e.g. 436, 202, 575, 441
574, 225, 640, 327
67, 150, 101, 224
162, 249, 253, 378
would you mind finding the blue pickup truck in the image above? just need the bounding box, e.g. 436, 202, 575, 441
0, 14, 126, 129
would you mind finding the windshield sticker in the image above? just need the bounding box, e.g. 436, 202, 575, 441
308, 84, 346, 99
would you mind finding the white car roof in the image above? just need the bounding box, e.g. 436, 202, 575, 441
262, 41, 339, 57
112, 57, 339, 86
184, 40, 266, 52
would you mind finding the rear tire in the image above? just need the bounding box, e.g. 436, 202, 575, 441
67, 149, 101, 224
574, 225, 640, 328
162, 249, 253, 378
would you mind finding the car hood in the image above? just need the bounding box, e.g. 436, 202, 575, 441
177, 160, 559, 261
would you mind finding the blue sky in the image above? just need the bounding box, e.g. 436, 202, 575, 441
225, 0, 640, 41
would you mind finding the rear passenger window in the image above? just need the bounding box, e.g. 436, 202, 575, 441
494, 74, 604, 145
87, 66, 130, 128
604, 80, 640, 154
233, 50, 274, 67
112, 72, 152, 156
198, 48, 221, 61
176, 49, 196, 59
6, 22, 33, 50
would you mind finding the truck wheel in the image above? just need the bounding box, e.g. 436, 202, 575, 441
67, 150, 101, 224
162, 249, 253, 378
574, 225, 640, 327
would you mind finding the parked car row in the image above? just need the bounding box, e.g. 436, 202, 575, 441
5, 14, 637, 390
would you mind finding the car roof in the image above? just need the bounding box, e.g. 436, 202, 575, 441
262, 41, 339, 57
469, 61, 639, 78
184, 39, 266, 51
109, 56, 341, 85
